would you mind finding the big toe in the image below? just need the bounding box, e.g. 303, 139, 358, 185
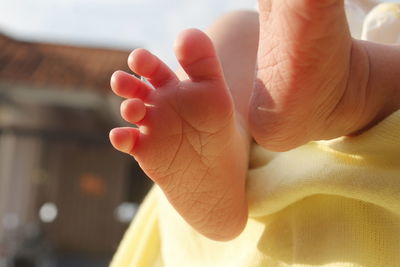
174, 28, 224, 82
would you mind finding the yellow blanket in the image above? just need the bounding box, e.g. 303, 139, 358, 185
111, 110, 400, 267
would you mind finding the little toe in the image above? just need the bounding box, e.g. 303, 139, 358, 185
109, 127, 140, 154
120, 99, 146, 124
174, 28, 223, 82
128, 48, 178, 87
111, 70, 153, 100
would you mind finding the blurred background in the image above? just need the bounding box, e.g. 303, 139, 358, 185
0, 0, 255, 266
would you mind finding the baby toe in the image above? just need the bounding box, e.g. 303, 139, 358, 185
109, 127, 139, 154
174, 28, 223, 82
111, 71, 152, 100
128, 48, 178, 87
120, 99, 147, 124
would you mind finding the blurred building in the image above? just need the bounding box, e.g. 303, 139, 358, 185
0, 33, 151, 267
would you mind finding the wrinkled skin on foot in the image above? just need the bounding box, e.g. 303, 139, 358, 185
110, 29, 248, 241
249, 0, 372, 151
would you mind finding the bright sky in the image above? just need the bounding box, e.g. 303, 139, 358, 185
0, 0, 256, 67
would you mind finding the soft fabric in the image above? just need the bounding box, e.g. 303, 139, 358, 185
110, 2, 400, 266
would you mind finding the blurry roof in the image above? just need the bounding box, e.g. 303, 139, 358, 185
0, 33, 132, 93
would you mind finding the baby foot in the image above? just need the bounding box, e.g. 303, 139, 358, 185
110, 29, 248, 240
250, 0, 372, 151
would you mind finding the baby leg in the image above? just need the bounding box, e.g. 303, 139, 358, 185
110, 11, 259, 240
250, 0, 371, 151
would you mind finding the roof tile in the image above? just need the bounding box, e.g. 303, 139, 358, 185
0, 33, 133, 93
